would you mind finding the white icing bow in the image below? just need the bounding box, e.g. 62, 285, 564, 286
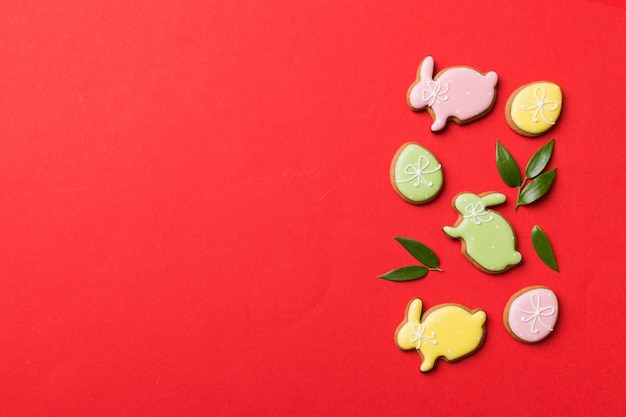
421, 80, 449, 106
409, 323, 437, 349
396, 155, 441, 187
462, 202, 494, 225
516, 292, 555, 334
520, 85, 560, 125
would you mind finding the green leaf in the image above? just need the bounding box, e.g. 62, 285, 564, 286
394, 237, 439, 268
496, 140, 522, 187
377, 266, 430, 281
531, 225, 559, 272
525, 138, 555, 179
518, 168, 557, 206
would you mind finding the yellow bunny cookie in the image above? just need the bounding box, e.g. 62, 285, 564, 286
396, 298, 487, 372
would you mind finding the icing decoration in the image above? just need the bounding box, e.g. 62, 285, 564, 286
443, 192, 522, 273
505, 286, 559, 343
421, 80, 450, 106
462, 202, 493, 225
407, 56, 498, 132
507, 81, 562, 136
409, 323, 437, 349
396, 298, 486, 372
390, 143, 443, 204
396, 155, 440, 187
521, 86, 559, 124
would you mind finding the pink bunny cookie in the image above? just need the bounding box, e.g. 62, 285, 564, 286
407, 56, 498, 132
443, 192, 522, 274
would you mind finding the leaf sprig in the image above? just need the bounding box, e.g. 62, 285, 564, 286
496, 139, 557, 210
531, 225, 559, 272
378, 237, 442, 282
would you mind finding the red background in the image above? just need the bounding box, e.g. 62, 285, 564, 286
1, 0, 625, 415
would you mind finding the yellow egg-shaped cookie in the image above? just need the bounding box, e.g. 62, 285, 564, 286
506, 81, 562, 137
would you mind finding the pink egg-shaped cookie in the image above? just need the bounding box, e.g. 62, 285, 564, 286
504, 286, 559, 343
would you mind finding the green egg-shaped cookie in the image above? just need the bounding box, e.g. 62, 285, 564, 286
390, 142, 443, 204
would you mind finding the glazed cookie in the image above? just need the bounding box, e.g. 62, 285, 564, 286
407, 56, 498, 132
390, 142, 443, 204
505, 81, 563, 137
443, 192, 522, 273
396, 298, 486, 372
504, 286, 559, 343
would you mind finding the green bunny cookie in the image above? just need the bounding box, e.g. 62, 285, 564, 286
443, 192, 522, 273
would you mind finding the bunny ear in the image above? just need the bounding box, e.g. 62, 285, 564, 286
419, 56, 435, 80
407, 298, 423, 322
481, 192, 506, 207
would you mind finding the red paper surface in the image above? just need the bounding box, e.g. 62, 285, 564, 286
1, 0, 625, 415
